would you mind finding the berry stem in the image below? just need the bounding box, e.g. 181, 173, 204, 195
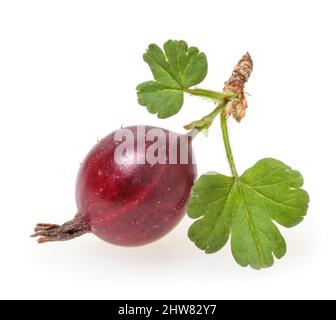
184, 104, 223, 131
220, 109, 239, 178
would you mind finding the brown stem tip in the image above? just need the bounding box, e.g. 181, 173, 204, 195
224, 52, 253, 122
31, 215, 89, 243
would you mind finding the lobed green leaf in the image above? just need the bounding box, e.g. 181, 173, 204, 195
187, 158, 309, 269
136, 40, 208, 118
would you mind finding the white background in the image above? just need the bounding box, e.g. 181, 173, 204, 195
0, 0, 335, 300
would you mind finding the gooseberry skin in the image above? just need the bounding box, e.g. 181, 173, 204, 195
75, 126, 196, 246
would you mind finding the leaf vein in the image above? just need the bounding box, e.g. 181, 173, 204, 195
237, 182, 266, 266
146, 52, 183, 88
243, 183, 303, 210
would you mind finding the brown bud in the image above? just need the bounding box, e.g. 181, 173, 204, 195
224, 52, 253, 122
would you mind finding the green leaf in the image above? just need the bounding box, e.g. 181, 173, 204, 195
137, 40, 208, 118
187, 158, 309, 269
136, 81, 184, 119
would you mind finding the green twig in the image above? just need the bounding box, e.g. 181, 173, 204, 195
186, 88, 237, 102
220, 110, 239, 178
184, 104, 223, 131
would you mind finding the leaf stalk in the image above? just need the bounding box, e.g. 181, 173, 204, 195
220, 109, 239, 178
186, 88, 237, 102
